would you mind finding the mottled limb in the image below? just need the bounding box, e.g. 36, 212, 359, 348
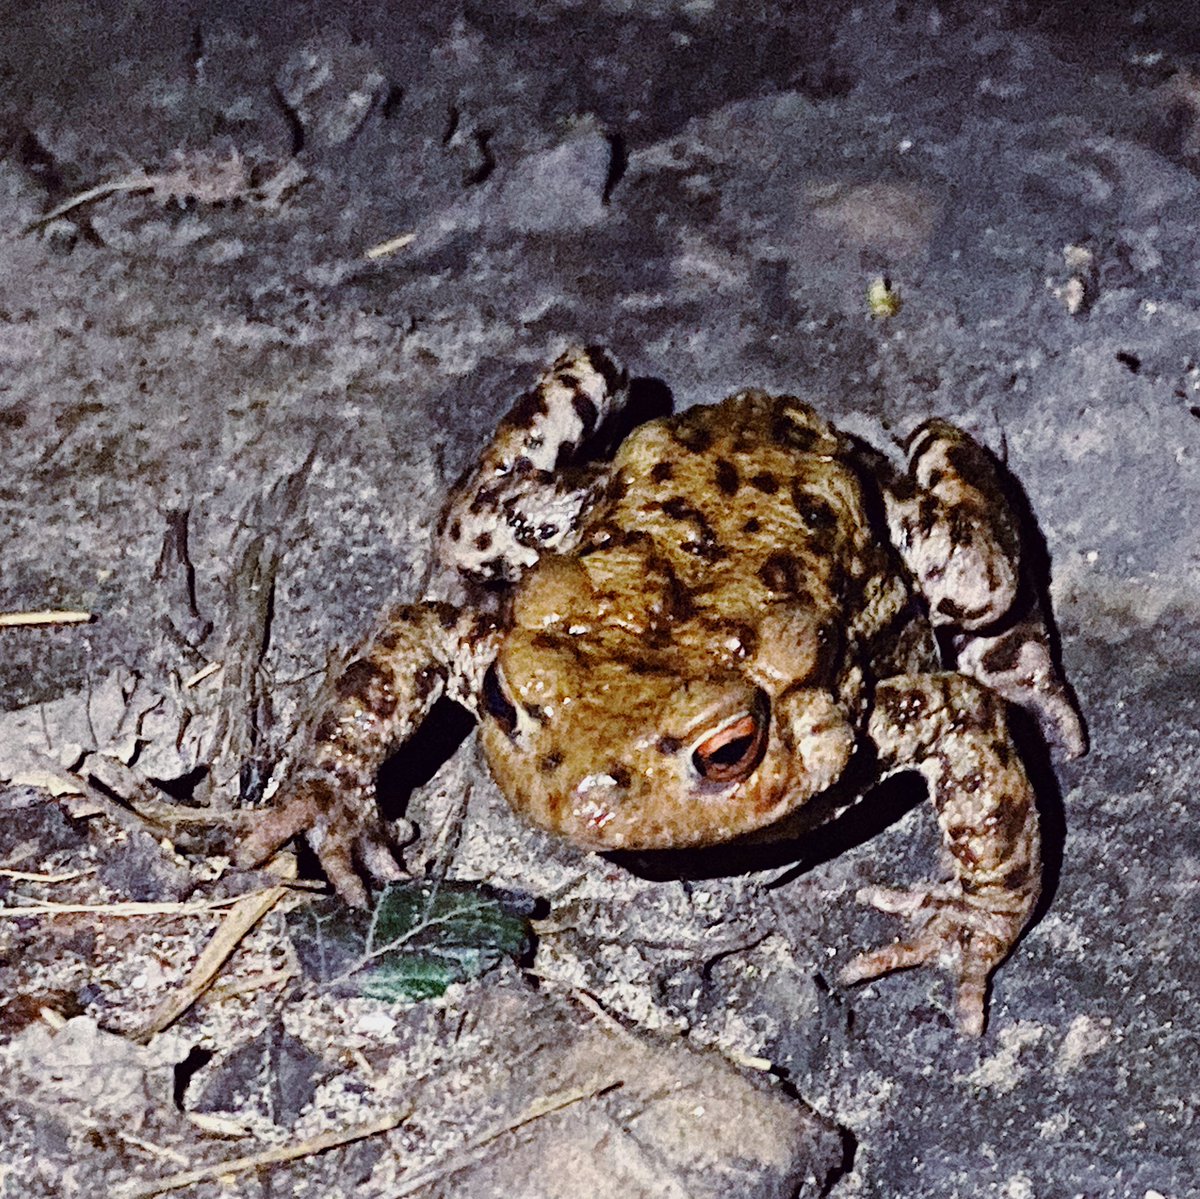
887, 419, 1086, 757
953, 613, 1087, 758
841, 672, 1041, 1035
886, 419, 1020, 631
235, 601, 461, 906
436, 345, 629, 583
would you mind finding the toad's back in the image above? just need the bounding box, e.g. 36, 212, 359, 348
576, 390, 906, 657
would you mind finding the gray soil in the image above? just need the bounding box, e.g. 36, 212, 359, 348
1, 2, 1198, 1197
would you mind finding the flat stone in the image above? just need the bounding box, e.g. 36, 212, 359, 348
392, 989, 844, 1199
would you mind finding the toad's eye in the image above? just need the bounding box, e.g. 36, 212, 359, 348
482, 662, 518, 735
691, 701, 769, 784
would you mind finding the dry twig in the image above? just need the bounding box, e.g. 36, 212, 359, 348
32, 754, 175, 841
116, 1107, 411, 1199
182, 662, 221, 688
363, 231, 416, 259
118, 1076, 621, 1198
391, 1076, 624, 1197
22, 151, 253, 235
0, 891, 275, 918
0, 867, 95, 883
0, 609, 93, 627
134, 873, 294, 1042
204, 964, 297, 1003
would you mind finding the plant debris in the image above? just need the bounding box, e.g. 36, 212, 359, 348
286, 879, 535, 1001
21, 149, 306, 234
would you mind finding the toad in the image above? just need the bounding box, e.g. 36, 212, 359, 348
237, 347, 1085, 1033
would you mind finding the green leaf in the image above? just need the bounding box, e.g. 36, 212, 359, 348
286, 879, 536, 1002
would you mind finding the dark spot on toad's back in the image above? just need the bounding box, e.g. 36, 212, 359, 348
758, 552, 802, 594
772, 414, 818, 450
682, 538, 727, 563
662, 497, 702, 523
1002, 861, 1032, 889
650, 461, 674, 484
375, 627, 403, 651
605, 469, 629, 502
673, 421, 713, 453
792, 483, 836, 529
413, 666, 440, 703
936, 595, 989, 623
944, 442, 990, 486
994, 798, 1029, 841
917, 495, 940, 536
584, 344, 627, 395
980, 635, 1024, 674
608, 764, 632, 789
715, 458, 739, 494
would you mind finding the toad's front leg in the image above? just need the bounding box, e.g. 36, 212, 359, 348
235, 601, 476, 906
840, 673, 1041, 1035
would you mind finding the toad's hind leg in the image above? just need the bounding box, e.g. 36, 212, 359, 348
887, 419, 1085, 757
887, 419, 1022, 631
843, 673, 1041, 1035
435, 346, 629, 584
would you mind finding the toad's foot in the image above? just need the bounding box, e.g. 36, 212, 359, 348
435, 345, 629, 584
839, 881, 1031, 1035
235, 776, 409, 908
885, 419, 1087, 760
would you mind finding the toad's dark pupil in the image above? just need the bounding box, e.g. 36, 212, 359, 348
692, 709, 768, 783
482, 663, 518, 735
706, 734, 755, 767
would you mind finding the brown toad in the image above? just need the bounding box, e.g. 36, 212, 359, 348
238, 347, 1086, 1033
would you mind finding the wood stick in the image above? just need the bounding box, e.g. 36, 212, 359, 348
390, 1077, 624, 1198
134, 879, 292, 1042
116, 1108, 410, 1199
0, 609, 93, 627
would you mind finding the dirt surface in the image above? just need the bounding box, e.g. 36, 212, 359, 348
1, 2, 1198, 1196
